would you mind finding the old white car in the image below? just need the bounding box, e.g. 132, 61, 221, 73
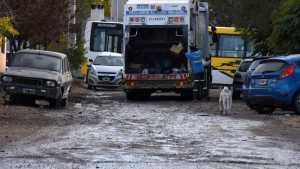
1, 50, 73, 107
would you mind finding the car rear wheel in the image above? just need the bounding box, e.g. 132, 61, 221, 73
255, 106, 275, 114
293, 92, 300, 114
246, 102, 255, 109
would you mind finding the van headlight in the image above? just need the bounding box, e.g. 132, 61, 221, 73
2, 76, 13, 82
46, 80, 56, 87
117, 69, 123, 78
89, 67, 97, 75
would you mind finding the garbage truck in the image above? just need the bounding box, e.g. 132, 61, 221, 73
123, 0, 210, 100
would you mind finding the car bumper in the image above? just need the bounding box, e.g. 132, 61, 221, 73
88, 75, 121, 87
2, 83, 61, 99
123, 80, 193, 91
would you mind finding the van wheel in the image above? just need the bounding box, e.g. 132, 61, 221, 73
255, 107, 275, 114
294, 92, 300, 114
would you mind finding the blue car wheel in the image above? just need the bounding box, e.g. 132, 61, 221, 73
294, 92, 300, 114
254, 106, 275, 114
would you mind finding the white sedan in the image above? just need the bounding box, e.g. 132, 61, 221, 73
87, 52, 124, 89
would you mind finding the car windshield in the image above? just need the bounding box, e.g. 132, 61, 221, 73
253, 60, 286, 74
11, 53, 62, 72
248, 60, 261, 71
93, 56, 123, 66
238, 61, 252, 72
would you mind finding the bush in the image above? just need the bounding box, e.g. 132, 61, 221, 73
67, 40, 86, 70
268, 0, 300, 54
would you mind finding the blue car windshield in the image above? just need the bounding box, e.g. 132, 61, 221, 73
254, 60, 286, 74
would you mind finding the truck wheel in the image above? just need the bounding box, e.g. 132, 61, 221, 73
137, 92, 151, 100
294, 92, 300, 114
126, 91, 150, 100
126, 91, 136, 100
181, 89, 194, 100
255, 107, 275, 114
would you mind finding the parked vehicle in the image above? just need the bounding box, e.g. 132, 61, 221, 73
233, 58, 254, 99
81, 4, 123, 80
1, 50, 73, 107
243, 54, 300, 114
208, 27, 254, 86
243, 57, 273, 97
87, 52, 123, 89
123, 0, 210, 100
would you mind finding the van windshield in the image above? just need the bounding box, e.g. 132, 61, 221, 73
11, 53, 62, 72
254, 60, 286, 74
93, 56, 123, 66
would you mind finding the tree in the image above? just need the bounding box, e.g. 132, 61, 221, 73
206, 0, 281, 55
0, 17, 18, 37
268, 0, 300, 54
6, 0, 72, 51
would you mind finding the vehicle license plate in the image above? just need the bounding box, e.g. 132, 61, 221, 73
259, 79, 268, 86
102, 77, 111, 81
23, 88, 36, 95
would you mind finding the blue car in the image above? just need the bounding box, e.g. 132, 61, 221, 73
243, 54, 300, 114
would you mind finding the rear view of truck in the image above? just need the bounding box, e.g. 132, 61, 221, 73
123, 0, 209, 100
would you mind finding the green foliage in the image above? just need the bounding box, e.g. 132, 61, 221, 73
268, 0, 300, 54
48, 34, 85, 70
67, 40, 86, 70
206, 0, 286, 55
0, 17, 18, 37
47, 34, 69, 53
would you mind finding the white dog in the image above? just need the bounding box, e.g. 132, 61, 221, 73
219, 87, 232, 115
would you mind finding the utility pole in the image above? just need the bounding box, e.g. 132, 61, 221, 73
68, 0, 76, 47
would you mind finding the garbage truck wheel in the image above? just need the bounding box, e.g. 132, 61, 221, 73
181, 89, 194, 100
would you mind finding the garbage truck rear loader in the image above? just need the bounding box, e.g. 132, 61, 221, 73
123, 0, 209, 100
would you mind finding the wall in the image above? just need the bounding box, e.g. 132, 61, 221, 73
0, 36, 6, 73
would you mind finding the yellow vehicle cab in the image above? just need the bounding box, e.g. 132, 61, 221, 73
209, 27, 253, 85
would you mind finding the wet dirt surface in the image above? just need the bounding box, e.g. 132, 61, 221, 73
0, 82, 300, 169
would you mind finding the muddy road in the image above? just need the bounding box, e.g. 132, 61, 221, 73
0, 83, 300, 169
